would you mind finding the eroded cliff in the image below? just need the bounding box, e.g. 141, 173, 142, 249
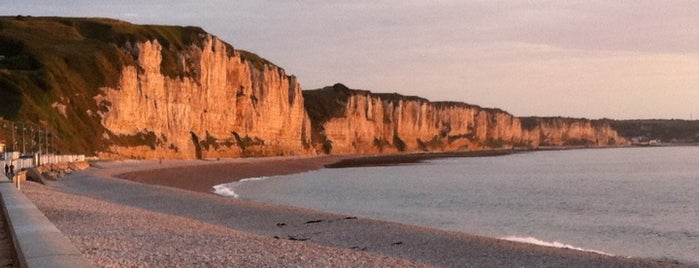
1, 17, 627, 159
304, 84, 627, 154
0, 17, 311, 158
96, 36, 312, 159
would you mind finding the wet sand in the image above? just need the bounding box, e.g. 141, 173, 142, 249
117, 155, 348, 194
24, 155, 696, 267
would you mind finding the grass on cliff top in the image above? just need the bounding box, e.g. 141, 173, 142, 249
303, 84, 351, 126
519, 116, 612, 131
0, 16, 278, 155
608, 119, 699, 142
303, 83, 513, 126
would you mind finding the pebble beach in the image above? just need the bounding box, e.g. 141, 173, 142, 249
21, 156, 697, 267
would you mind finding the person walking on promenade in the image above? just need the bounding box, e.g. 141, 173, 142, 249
3, 163, 8, 176
9, 163, 14, 176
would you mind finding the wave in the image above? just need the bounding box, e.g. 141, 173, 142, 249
500, 236, 612, 256
212, 176, 268, 198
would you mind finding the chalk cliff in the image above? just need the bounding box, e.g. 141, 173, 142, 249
0, 17, 627, 159
0, 17, 311, 158
304, 84, 627, 154
96, 36, 312, 159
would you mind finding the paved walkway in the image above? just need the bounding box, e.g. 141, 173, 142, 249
0, 174, 16, 268
0, 207, 14, 267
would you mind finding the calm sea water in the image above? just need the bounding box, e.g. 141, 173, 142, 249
216, 147, 699, 264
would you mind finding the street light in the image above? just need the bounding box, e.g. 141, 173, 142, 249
21, 124, 26, 156
37, 130, 43, 155
11, 122, 16, 152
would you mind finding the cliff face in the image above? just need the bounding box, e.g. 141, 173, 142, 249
96, 37, 311, 158
304, 84, 627, 154
0, 17, 311, 158
1, 17, 627, 159
520, 117, 624, 147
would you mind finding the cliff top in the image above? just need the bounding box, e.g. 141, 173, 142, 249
304, 83, 510, 119
0, 16, 277, 154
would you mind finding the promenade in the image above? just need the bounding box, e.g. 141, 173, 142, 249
0, 171, 93, 267
0, 173, 16, 267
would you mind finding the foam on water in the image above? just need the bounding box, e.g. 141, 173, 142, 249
501, 236, 612, 256
212, 176, 268, 198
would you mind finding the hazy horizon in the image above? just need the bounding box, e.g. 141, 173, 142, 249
3, 1, 699, 120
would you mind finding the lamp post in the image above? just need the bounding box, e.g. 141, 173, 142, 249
28, 126, 34, 154
21, 124, 26, 156
45, 131, 49, 155
37, 130, 43, 155
11, 122, 16, 152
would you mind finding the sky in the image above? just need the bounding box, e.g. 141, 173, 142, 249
3, 1, 699, 119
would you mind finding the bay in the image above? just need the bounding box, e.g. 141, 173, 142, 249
223, 147, 699, 264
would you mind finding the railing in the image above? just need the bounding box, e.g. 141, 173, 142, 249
2, 153, 85, 172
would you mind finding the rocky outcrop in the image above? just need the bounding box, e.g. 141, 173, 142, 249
304, 84, 627, 154
0, 17, 311, 159
96, 36, 312, 159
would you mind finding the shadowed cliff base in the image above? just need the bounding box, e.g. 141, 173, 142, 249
324, 150, 513, 168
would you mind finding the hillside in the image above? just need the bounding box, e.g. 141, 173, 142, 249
0, 16, 311, 158
608, 119, 699, 144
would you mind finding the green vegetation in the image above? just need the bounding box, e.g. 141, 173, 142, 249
608, 119, 699, 143
374, 92, 428, 106
302, 83, 353, 151
484, 137, 505, 148
392, 134, 406, 152
447, 133, 475, 143
0, 16, 278, 155
303, 83, 352, 125
322, 139, 333, 154
200, 131, 220, 151
416, 135, 444, 151
232, 131, 264, 151
0, 16, 203, 154
189, 132, 202, 159
111, 131, 158, 150
238, 50, 274, 70
519, 117, 539, 131
513, 140, 533, 148
372, 137, 391, 152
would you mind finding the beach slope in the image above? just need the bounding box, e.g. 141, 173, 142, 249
24, 157, 694, 267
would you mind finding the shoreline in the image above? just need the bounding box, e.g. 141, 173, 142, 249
116, 147, 622, 194
117, 151, 517, 194
115, 155, 350, 194
31, 151, 697, 267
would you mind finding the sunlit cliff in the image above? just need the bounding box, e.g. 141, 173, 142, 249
0, 17, 627, 159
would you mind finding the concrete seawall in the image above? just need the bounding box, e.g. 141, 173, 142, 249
0, 173, 93, 267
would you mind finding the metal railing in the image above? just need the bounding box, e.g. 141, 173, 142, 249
0, 119, 57, 157
3, 153, 85, 173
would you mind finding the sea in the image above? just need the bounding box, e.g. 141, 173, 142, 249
214, 147, 699, 264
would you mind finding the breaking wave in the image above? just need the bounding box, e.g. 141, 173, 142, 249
501, 236, 612, 256
212, 176, 268, 198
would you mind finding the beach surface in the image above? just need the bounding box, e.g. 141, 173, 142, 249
23, 155, 696, 267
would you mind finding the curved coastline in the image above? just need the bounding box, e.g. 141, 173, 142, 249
28, 154, 697, 267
